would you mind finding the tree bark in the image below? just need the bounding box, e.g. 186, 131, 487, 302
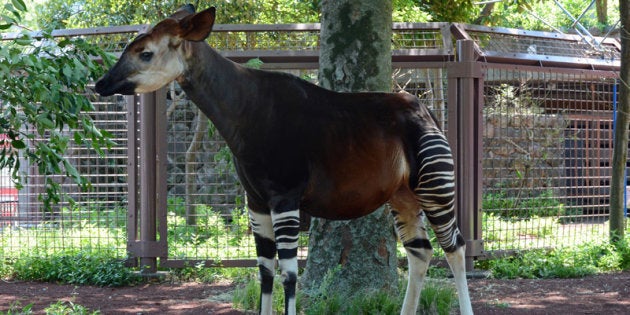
300, 0, 398, 295
610, 0, 629, 242
473, 2, 495, 25
185, 108, 208, 226
596, 0, 608, 25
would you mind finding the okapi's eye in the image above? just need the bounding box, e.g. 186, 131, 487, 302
139, 51, 154, 62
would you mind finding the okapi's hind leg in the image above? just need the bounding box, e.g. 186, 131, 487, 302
249, 211, 276, 315
391, 210, 434, 315
414, 131, 473, 315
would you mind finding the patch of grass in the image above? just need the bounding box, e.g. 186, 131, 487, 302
483, 236, 630, 279
233, 272, 457, 315
487, 299, 511, 309
4, 301, 99, 315
483, 190, 564, 219
168, 265, 256, 284
42, 301, 100, 315
7, 248, 140, 287
5, 301, 33, 315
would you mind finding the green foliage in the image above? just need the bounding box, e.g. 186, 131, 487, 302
489, 0, 619, 31
167, 199, 228, 245
392, 0, 430, 22
233, 270, 457, 315
614, 236, 630, 270
1, 2, 115, 209
34, 0, 321, 29
483, 190, 565, 219
41, 301, 100, 315
483, 237, 630, 279
169, 265, 255, 284
59, 202, 126, 229
417, 0, 476, 22
5, 300, 99, 315
9, 248, 140, 286
3, 301, 33, 315
243, 57, 263, 69
165, 197, 255, 259
32, 0, 493, 28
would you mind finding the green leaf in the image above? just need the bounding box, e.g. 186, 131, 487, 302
244, 58, 263, 69
1, 14, 16, 25
63, 160, 80, 180
35, 114, 55, 129
11, 139, 26, 149
11, 0, 26, 12
62, 64, 73, 79
15, 38, 31, 46
73, 132, 84, 145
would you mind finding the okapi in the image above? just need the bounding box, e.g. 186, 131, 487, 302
95, 5, 473, 315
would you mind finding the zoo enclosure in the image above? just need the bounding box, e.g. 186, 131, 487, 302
0, 22, 625, 271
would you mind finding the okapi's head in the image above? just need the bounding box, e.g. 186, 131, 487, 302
95, 5, 215, 96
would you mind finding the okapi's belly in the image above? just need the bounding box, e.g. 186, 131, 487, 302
301, 140, 410, 220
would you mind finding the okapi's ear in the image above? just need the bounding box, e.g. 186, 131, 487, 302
169, 3, 196, 21
178, 7, 216, 42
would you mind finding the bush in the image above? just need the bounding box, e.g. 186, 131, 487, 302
485, 239, 628, 279
614, 235, 630, 270
10, 248, 139, 287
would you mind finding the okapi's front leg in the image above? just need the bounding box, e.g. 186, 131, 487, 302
249, 211, 276, 315
270, 208, 300, 315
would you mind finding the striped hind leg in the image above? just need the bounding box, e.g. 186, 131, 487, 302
391, 209, 433, 315
415, 131, 473, 315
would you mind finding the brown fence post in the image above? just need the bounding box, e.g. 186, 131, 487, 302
139, 92, 157, 274
155, 88, 169, 264
127, 89, 168, 274
447, 39, 484, 271
126, 94, 139, 267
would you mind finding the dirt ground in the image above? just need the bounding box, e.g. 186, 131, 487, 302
1, 271, 629, 314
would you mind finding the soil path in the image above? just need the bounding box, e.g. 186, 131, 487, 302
1, 271, 629, 314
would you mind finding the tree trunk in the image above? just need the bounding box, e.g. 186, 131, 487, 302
473, 2, 495, 25
300, 0, 398, 295
185, 109, 208, 226
596, 0, 608, 25
610, 0, 629, 242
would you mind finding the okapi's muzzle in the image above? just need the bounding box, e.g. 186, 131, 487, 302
95, 73, 137, 96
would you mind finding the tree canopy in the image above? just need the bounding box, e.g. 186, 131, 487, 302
30, 0, 619, 32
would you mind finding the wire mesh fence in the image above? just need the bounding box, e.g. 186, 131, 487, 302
0, 26, 142, 261
0, 93, 130, 260
481, 65, 619, 254
0, 22, 625, 268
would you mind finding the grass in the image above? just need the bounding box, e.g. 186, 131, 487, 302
5, 300, 99, 315
3, 248, 140, 287
477, 234, 630, 279
232, 274, 458, 315
483, 190, 565, 219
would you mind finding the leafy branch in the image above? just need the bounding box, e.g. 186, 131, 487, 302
0, 0, 115, 209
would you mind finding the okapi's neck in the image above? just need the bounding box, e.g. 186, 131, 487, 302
176, 41, 252, 152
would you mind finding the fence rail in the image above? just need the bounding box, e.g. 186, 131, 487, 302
0, 22, 626, 270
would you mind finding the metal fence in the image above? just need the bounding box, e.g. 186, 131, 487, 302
0, 22, 625, 270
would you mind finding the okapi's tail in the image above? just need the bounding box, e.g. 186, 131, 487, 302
414, 131, 465, 253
